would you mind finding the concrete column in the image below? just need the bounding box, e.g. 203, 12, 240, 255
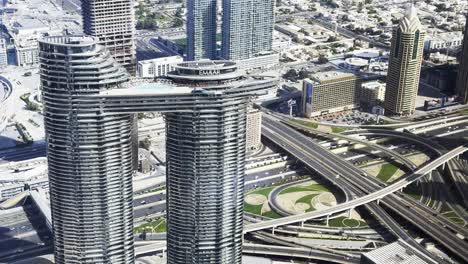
326, 215, 330, 226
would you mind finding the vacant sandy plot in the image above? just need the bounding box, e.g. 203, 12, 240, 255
362, 163, 382, 177
276, 191, 317, 214
407, 153, 430, 166
313, 192, 337, 211
245, 194, 267, 205
294, 202, 311, 213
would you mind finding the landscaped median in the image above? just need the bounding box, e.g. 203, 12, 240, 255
134, 218, 166, 233
290, 118, 348, 133
244, 186, 282, 219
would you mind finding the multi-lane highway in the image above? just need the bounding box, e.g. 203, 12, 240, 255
0, 142, 46, 164
256, 116, 441, 263
252, 115, 468, 263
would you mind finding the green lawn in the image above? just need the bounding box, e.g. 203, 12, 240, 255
247, 186, 275, 197
321, 216, 367, 227
290, 119, 318, 129
295, 194, 318, 212
148, 186, 165, 193
244, 186, 275, 216
244, 202, 263, 215
134, 219, 166, 233
280, 183, 330, 195
262, 210, 283, 219
376, 163, 399, 183
331, 126, 347, 133
458, 109, 468, 115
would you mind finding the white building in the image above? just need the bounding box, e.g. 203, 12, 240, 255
137, 56, 183, 78
0, 38, 7, 67
11, 19, 52, 67
237, 52, 279, 71
360, 81, 386, 107
424, 31, 464, 51
246, 108, 262, 151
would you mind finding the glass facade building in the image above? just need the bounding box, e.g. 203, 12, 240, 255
40, 35, 278, 264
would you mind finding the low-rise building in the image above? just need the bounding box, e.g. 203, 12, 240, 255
246, 108, 262, 151
0, 38, 7, 67
237, 52, 279, 71
361, 239, 431, 264
302, 71, 360, 117
360, 81, 386, 107
137, 56, 183, 78
424, 31, 464, 51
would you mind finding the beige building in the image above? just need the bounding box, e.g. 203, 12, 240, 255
384, 5, 425, 116
246, 108, 262, 151
360, 81, 386, 107
302, 71, 360, 117
457, 16, 468, 104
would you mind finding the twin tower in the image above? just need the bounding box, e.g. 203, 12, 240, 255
39, 35, 277, 263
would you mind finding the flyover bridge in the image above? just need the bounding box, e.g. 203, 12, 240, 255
283, 120, 417, 171
244, 143, 468, 233
252, 117, 468, 262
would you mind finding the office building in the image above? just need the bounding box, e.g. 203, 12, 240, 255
360, 81, 386, 107
40, 35, 277, 264
302, 71, 360, 117
186, 0, 217, 60
0, 38, 7, 67
221, 0, 274, 61
137, 56, 184, 78
81, 0, 136, 74
246, 108, 262, 151
384, 5, 425, 116
457, 16, 468, 104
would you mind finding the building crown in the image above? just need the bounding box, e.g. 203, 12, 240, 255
399, 4, 423, 33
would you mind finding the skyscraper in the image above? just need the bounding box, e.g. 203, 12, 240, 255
384, 5, 425, 116
457, 16, 468, 104
221, 0, 274, 60
186, 0, 217, 60
39, 36, 134, 264
40, 35, 277, 264
81, 0, 136, 74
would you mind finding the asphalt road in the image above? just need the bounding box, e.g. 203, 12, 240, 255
263, 116, 467, 263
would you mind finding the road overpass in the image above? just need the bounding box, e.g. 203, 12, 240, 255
244, 141, 467, 233
253, 116, 468, 263
283, 120, 417, 171
258, 118, 441, 263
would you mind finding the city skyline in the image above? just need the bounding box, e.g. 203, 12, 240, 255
1, 1, 468, 264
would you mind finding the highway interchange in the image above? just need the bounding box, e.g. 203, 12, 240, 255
1, 107, 468, 263
246, 113, 468, 263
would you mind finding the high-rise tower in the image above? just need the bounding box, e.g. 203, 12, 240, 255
81, 0, 136, 74
186, 0, 217, 60
40, 35, 277, 264
384, 5, 425, 116
221, 0, 274, 60
39, 36, 134, 264
457, 16, 468, 104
